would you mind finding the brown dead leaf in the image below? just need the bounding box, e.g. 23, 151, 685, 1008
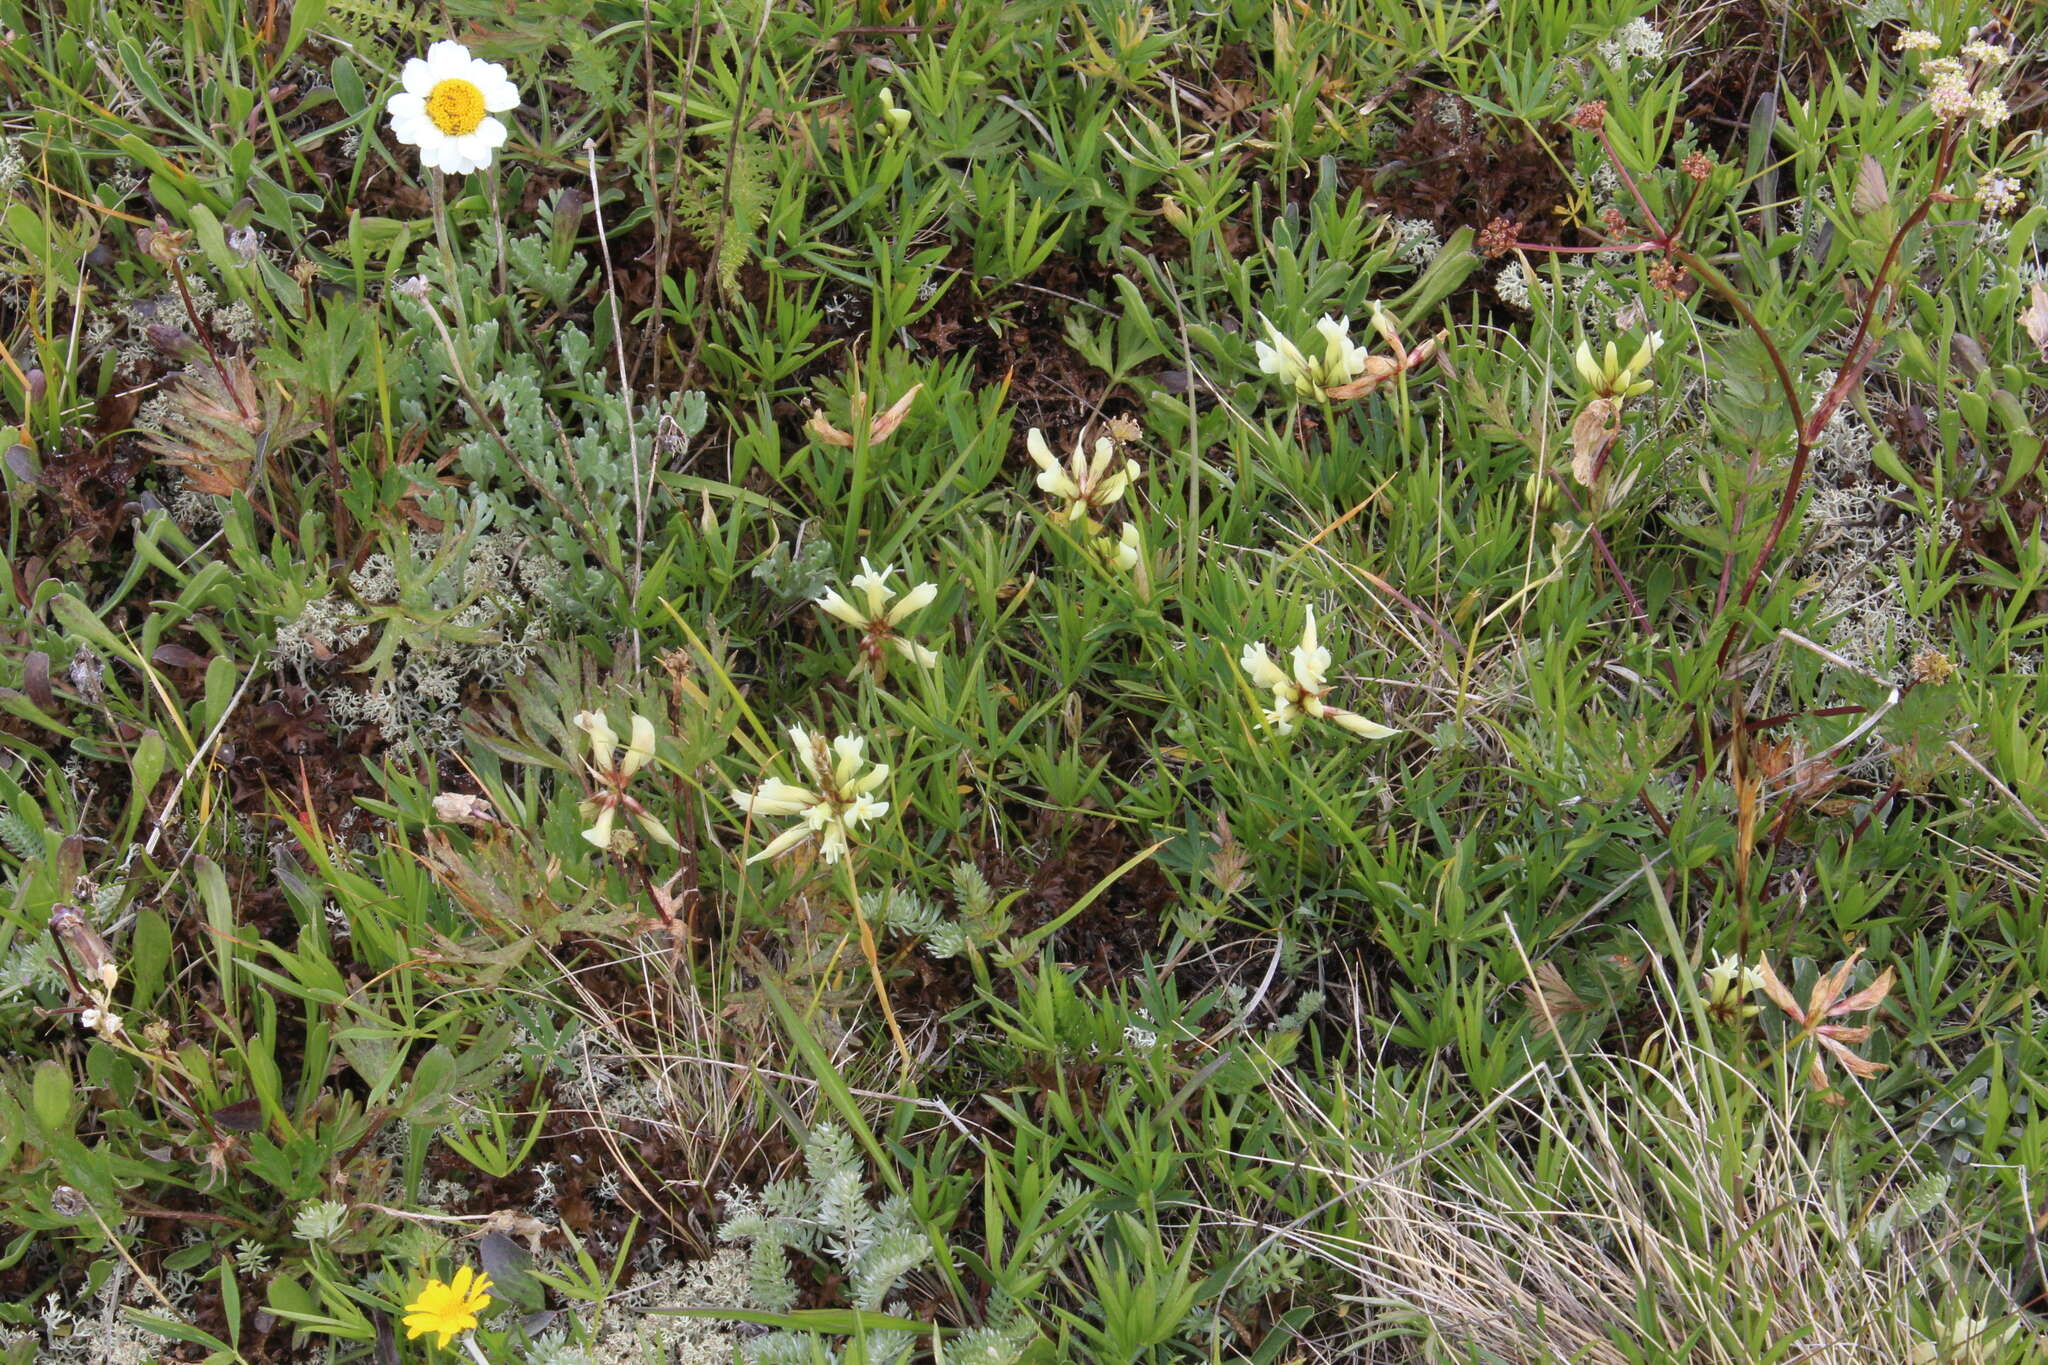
1570, 398, 1619, 485
1523, 960, 1591, 1036
2022, 283, 2048, 361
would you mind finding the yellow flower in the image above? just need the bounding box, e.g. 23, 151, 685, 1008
574, 710, 675, 851
816, 559, 941, 677
1025, 427, 1141, 526
731, 726, 890, 865
403, 1266, 492, 1347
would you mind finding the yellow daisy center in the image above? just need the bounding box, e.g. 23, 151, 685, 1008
425, 78, 486, 137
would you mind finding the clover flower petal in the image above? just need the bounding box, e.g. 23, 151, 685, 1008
886, 579, 937, 626
575, 710, 619, 773
818, 588, 868, 628
621, 714, 658, 778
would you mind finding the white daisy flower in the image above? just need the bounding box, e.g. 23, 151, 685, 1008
386, 41, 520, 175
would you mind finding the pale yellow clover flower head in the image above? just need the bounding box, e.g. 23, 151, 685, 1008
1314, 314, 1372, 387
403, 1266, 493, 1348
1256, 312, 1379, 399
574, 710, 674, 850
873, 86, 913, 139
1702, 953, 1765, 1022
731, 726, 891, 865
1026, 428, 1141, 526
1237, 606, 1398, 740
1254, 314, 1317, 398
817, 558, 940, 672
386, 41, 519, 175
1573, 330, 1662, 399
1095, 521, 1142, 573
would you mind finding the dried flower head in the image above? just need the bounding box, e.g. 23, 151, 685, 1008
1570, 100, 1609, 131
1478, 216, 1520, 258
1103, 413, 1143, 444
1910, 648, 1956, 685
1681, 151, 1714, 181
1756, 951, 1895, 1101
807, 384, 921, 448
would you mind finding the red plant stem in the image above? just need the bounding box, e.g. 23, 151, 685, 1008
1596, 126, 1670, 242
1710, 127, 1962, 665
1549, 470, 1650, 634
166, 255, 251, 419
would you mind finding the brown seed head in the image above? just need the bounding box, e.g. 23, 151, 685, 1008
1478, 216, 1519, 259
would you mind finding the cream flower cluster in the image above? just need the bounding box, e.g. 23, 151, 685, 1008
576, 710, 677, 850
1026, 428, 1141, 526
1238, 606, 1398, 739
817, 559, 940, 675
1254, 313, 1373, 399
1898, 28, 2009, 130
731, 727, 891, 865
1253, 305, 1443, 403
387, 41, 520, 174
1702, 953, 1766, 1023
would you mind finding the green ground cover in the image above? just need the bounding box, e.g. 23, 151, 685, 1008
3, 0, 2048, 1360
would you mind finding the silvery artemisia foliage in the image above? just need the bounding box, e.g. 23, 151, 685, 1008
717, 1122, 1034, 1365
382, 222, 707, 624
869, 861, 1011, 960
274, 527, 559, 756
